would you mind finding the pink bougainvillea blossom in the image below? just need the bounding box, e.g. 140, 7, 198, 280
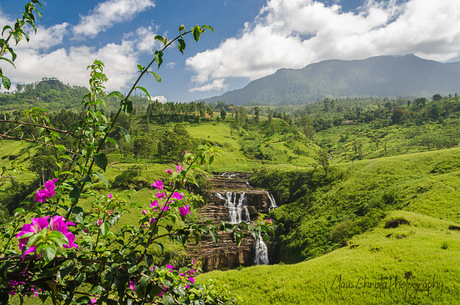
179, 205, 190, 216
149, 200, 159, 208
151, 180, 163, 190
176, 165, 183, 173
165, 168, 174, 175
108, 193, 113, 199
15, 215, 77, 260
166, 264, 174, 271
35, 179, 58, 203
171, 192, 183, 200
96, 219, 103, 227
128, 280, 135, 291
142, 209, 149, 215
155, 192, 166, 200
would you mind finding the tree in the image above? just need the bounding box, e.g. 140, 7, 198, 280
432, 94, 442, 102
315, 148, 331, 177
220, 109, 227, 120
133, 135, 155, 168
253, 106, 261, 125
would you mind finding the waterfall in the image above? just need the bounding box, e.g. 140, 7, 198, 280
216, 191, 250, 224
220, 172, 237, 179
254, 235, 269, 265
267, 191, 278, 211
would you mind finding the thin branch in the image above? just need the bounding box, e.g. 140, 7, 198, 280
0, 119, 77, 136
0, 133, 81, 156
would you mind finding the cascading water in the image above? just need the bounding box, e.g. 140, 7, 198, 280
227, 191, 250, 224
267, 192, 277, 211
215, 191, 250, 224
254, 235, 269, 265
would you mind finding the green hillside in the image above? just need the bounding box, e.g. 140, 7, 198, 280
198, 211, 459, 304
2, 84, 460, 304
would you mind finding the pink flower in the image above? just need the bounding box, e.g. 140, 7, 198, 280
155, 192, 166, 200
165, 168, 174, 175
171, 192, 183, 200
96, 219, 103, 227
184, 150, 189, 154
16, 215, 77, 260
176, 165, 183, 173
166, 264, 174, 271
161, 205, 169, 212
90, 298, 97, 304
151, 180, 163, 190
179, 205, 190, 216
35, 179, 58, 203
128, 280, 135, 290
142, 209, 148, 215
108, 193, 113, 199
149, 200, 159, 208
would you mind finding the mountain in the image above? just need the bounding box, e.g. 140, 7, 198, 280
202, 54, 460, 105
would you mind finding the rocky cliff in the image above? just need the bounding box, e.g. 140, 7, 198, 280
187, 172, 274, 272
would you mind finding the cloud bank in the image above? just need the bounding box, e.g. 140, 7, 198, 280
187, 0, 460, 92
1, 0, 157, 91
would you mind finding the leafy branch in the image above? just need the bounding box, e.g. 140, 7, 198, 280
0, 0, 44, 89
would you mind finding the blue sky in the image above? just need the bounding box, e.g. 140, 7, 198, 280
2, 0, 460, 103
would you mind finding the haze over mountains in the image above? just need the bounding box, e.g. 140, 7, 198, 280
202, 54, 460, 105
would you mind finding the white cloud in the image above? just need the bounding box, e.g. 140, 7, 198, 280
3, 40, 138, 91
0, 4, 160, 93
189, 79, 227, 92
186, 0, 460, 86
73, 0, 155, 38
151, 95, 167, 103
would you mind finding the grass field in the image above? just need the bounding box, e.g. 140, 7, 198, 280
198, 211, 460, 304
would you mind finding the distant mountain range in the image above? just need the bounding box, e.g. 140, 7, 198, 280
202, 54, 460, 105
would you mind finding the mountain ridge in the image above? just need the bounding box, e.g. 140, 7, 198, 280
202, 54, 460, 105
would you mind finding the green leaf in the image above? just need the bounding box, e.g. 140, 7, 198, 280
2, 25, 12, 35
71, 206, 84, 223
95, 172, 109, 189
178, 39, 186, 54
0, 57, 15, 67
69, 186, 81, 204
154, 35, 167, 45
118, 126, 131, 144
209, 228, 218, 244
137, 64, 145, 72
42, 245, 57, 262
2, 76, 11, 90
201, 25, 214, 33
105, 136, 119, 148
154, 50, 163, 68
101, 222, 109, 237
148, 71, 161, 83
193, 25, 201, 42
106, 91, 124, 99
94, 153, 108, 171
136, 86, 151, 100
162, 295, 175, 305
121, 99, 133, 114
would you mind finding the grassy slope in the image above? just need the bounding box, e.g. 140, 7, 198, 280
197, 147, 460, 304
198, 211, 460, 304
